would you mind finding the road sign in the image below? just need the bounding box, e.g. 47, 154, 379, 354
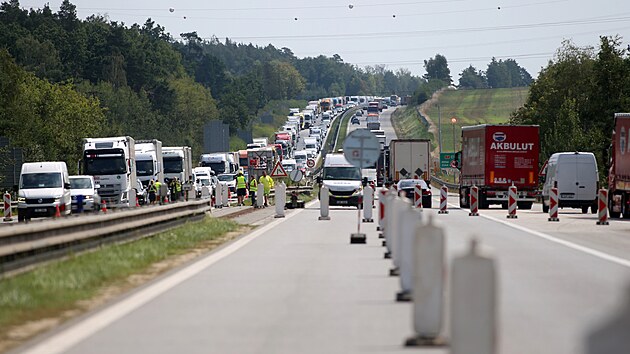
440, 153, 455, 169
270, 161, 288, 178
289, 169, 303, 182
306, 159, 315, 168
343, 129, 380, 169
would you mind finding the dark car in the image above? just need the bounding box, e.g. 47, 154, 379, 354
355, 110, 363, 116
351, 116, 360, 125
397, 179, 432, 208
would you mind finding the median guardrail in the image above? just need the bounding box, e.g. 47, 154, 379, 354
431, 176, 459, 191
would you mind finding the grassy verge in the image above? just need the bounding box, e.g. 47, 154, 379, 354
391, 106, 437, 151
334, 112, 352, 151
0, 217, 240, 347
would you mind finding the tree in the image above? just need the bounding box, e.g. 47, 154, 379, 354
423, 54, 451, 84
458, 65, 487, 89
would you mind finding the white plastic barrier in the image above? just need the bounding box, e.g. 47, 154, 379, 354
451, 239, 497, 354
275, 182, 286, 218
363, 185, 374, 222
256, 186, 264, 208
221, 182, 229, 207
319, 185, 330, 220
201, 186, 210, 199
389, 195, 406, 275
215, 183, 223, 208
397, 204, 422, 301
384, 188, 397, 257
407, 214, 446, 346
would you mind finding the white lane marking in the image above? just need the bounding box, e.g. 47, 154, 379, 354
444, 200, 630, 269
21, 207, 309, 354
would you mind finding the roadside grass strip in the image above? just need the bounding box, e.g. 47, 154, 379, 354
0, 217, 240, 347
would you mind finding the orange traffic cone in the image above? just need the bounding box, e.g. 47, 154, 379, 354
101, 199, 107, 213
54, 204, 61, 218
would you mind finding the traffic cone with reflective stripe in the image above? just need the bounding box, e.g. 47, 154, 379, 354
101, 199, 107, 213
54, 204, 61, 218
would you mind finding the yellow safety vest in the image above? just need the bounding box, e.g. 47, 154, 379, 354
250, 179, 257, 192
236, 175, 247, 189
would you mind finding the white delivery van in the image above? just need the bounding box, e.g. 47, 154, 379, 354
319, 154, 363, 208
541, 152, 598, 214
17, 161, 71, 221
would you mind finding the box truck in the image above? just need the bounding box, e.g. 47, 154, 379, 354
608, 113, 630, 218
387, 139, 431, 184
457, 125, 539, 209
83, 136, 137, 208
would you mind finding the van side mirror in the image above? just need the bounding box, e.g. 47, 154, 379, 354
64, 183, 71, 189
362, 177, 368, 186
316, 176, 322, 184
95, 184, 101, 189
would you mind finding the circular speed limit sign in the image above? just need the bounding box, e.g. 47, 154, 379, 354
306, 159, 315, 168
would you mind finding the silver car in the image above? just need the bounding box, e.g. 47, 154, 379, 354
69, 175, 100, 212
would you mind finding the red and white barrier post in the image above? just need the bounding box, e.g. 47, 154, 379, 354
377, 189, 387, 234
438, 186, 448, 214
413, 184, 423, 210
507, 184, 518, 219
548, 187, 559, 222
3, 193, 12, 222
597, 189, 609, 225
469, 186, 479, 216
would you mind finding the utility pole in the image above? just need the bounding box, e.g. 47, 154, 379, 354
438, 104, 442, 155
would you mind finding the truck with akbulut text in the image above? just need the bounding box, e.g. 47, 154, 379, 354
387, 139, 431, 185
134, 139, 163, 188
162, 146, 193, 184
457, 124, 539, 210
82, 136, 138, 208
608, 113, 630, 218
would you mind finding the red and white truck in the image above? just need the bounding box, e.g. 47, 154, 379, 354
458, 124, 540, 209
608, 113, 630, 218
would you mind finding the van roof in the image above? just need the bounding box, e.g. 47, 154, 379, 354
21, 161, 68, 173
324, 154, 354, 167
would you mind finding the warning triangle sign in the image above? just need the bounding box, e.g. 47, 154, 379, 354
270, 161, 288, 178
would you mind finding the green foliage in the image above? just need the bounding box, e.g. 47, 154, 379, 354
229, 136, 247, 151
510, 36, 630, 181
486, 58, 532, 88
458, 65, 488, 89
423, 54, 452, 84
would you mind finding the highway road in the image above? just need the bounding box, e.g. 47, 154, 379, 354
13, 106, 630, 354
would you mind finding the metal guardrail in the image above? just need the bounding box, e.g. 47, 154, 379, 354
0, 199, 212, 275
430, 176, 459, 190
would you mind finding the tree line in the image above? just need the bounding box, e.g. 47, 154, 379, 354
510, 36, 630, 181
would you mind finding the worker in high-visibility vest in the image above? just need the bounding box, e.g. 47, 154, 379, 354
235, 171, 247, 206
249, 175, 258, 207
259, 171, 274, 207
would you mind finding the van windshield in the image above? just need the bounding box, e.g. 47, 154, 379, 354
21, 173, 62, 189
323, 167, 361, 181
70, 177, 92, 189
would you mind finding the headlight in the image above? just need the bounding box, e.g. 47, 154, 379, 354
18, 197, 26, 203
84, 195, 92, 200
54, 197, 62, 202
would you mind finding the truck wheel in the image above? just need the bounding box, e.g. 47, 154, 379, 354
542, 202, 549, 213
581, 206, 589, 214
591, 204, 597, 214
459, 188, 469, 208
517, 202, 533, 210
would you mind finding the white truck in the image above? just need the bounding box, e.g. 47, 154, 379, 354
252, 137, 269, 147
387, 139, 431, 184
200, 153, 238, 175
302, 109, 315, 128
134, 139, 163, 188
162, 146, 193, 184
83, 136, 138, 208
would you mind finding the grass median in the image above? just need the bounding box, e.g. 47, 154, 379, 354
0, 216, 242, 352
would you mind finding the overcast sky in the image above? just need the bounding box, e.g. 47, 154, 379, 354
20, 0, 630, 80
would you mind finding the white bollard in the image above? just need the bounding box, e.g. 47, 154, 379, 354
256, 185, 265, 208
378, 189, 388, 232
389, 195, 408, 276
438, 186, 448, 214
451, 238, 497, 354
413, 184, 423, 209
4, 192, 12, 221
275, 182, 286, 218
469, 185, 479, 216
384, 188, 398, 258
221, 182, 229, 207
597, 188, 609, 225
215, 183, 223, 208
548, 187, 559, 221
507, 184, 517, 219
406, 214, 446, 346
363, 185, 374, 222
201, 186, 210, 199
397, 205, 422, 302
319, 185, 331, 220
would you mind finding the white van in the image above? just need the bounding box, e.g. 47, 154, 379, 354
17, 162, 72, 221
303, 137, 319, 154
541, 152, 598, 213
319, 154, 363, 208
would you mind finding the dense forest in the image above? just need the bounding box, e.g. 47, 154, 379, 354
0, 0, 533, 174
